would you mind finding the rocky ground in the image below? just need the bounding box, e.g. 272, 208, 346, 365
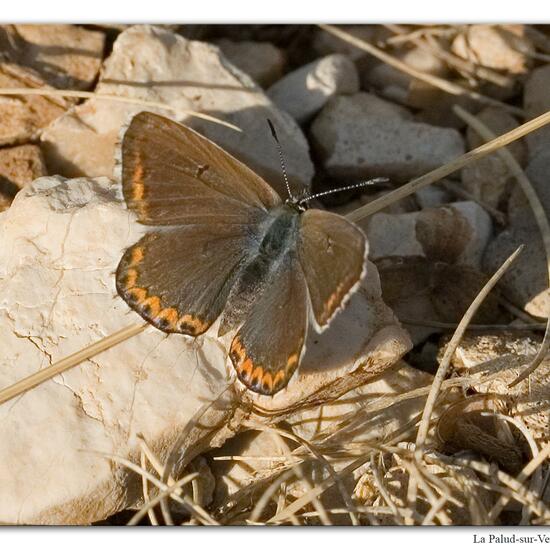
0, 24, 548, 526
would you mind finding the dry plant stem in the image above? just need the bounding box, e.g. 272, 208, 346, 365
415, 245, 522, 455
128, 472, 199, 526
0, 88, 242, 132
159, 385, 231, 525
488, 444, 550, 522
370, 452, 405, 525
386, 23, 513, 88
347, 109, 550, 223
139, 445, 159, 526
0, 322, 147, 406
400, 318, 545, 331
429, 453, 550, 521
319, 24, 524, 117
94, 452, 216, 524
454, 106, 550, 387
410, 246, 523, 520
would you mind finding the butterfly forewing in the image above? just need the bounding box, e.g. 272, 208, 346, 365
297, 209, 367, 330
121, 111, 282, 226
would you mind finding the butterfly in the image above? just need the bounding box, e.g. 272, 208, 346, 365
116, 111, 368, 396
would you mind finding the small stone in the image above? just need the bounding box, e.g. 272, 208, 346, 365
461, 107, 526, 210
415, 184, 452, 209
362, 46, 449, 109
0, 25, 105, 90
452, 25, 533, 75
0, 63, 68, 146
311, 92, 464, 182
484, 224, 548, 318
366, 201, 492, 269
312, 25, 388, 62
0, 144, 47, 196
41, 25, 313, 200
215, 39, 286, 88
267, 54, 359, 123
524, 64, 550, 160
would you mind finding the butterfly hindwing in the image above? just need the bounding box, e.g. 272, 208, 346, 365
297, 209, 367, 330
116, 223, 261, 336
229, 251, 308, 395
121, 111, 282, 226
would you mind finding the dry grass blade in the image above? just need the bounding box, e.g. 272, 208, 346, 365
0, 322, 147, 406
488, 444, 550, 522
453, 105, 550, 387
0, 88, 243, 132
415, 245, 523, 456
318, 24, 524, 116
347, 109, 550, 223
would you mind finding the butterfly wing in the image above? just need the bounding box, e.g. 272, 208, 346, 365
121, 111, 282, 225
117, 111, 281, 335
297, 209, 367, 330
117, 223, 263, 335
229, 252, 308, 395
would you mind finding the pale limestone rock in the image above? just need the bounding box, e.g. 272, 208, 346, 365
41, 25, 313, 199
0, 63, 68, 146
0, 24, 105, 90
215, 39, 286, 88
461, 107, 526, 210
311, 92, 464, 182
0, 144, 47, 195
484, 149, 550, 319
267, 54, 359, 123
366, 201, 492, 269
0, 175, 410, 524
362, 46, 449, 109
452, 25, 533, 75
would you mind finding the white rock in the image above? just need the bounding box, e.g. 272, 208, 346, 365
0, 24, 105, 90
452, 25, 533, 75
461, 107, 526, 210
0, 175, 410, 524
484, 149, 550, 319
41, 25, 313, 200
311, 92, 464, 182
366, 201, 492, 269
362, 46, 449, 109
267, 54, 359, 124
215, 39, 286, 88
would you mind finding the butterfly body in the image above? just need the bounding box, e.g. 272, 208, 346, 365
117, 112, 367, 395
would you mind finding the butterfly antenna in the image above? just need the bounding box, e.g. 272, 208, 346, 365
298, 178, 390, 205
267, 119, 294, 201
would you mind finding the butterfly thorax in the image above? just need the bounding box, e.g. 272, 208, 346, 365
258, 204, 300, 260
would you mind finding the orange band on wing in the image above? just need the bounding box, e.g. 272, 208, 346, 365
118, 245, 210, 336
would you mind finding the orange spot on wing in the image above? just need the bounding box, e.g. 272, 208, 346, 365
178, 314, 209, 336
124, 268, 138, 289
132, 156, 145, 201
130, 247, 144, 266
127, 287, 147, 303
273, 370, 287, 390
142, 295, 161, 317
286, 352, 299, 370
261, 372, 273, 393
156, 307, 179, 330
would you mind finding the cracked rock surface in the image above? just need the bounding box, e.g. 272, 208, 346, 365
0, 175, 410, 524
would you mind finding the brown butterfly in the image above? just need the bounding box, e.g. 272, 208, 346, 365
116, 112, 369, 395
